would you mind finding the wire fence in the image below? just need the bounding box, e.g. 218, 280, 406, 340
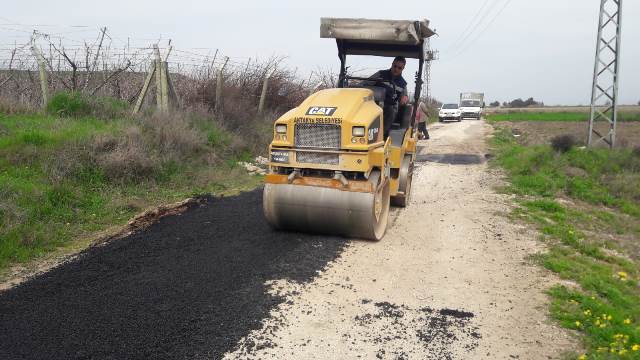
0, 25, 336, 116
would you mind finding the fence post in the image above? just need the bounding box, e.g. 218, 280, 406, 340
133, 62, 156, 114
30, 44, 49, 108
258, 68, 275, 114
153, 45, 164, 112
215, 57, 229, 114
160, 45, 172, 112
258, 73, 270, 114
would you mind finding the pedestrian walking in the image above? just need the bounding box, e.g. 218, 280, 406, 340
416, 101, 430, 140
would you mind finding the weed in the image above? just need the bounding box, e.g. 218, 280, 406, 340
47, 92, 91, 117
551, 134, 578, 153
19, 130, 52, 146
46, 91, 130, 119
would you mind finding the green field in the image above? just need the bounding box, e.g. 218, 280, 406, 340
0, 97, 262, 270
486, 112, 640, 123
491, 129, 640, 359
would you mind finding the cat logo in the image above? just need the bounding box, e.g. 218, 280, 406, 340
305, 106, 337, 116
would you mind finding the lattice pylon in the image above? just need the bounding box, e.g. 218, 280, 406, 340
423, 38, 438, 105
588, 0, 623, 148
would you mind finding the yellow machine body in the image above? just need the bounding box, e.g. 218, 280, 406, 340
263, 88, 416, 240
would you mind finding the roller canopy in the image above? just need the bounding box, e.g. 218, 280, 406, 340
320, 18, 436, 59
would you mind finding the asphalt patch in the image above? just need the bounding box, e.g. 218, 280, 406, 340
353, 301, 480, 359
415, 153, 485, 165
0, 189, 347, 359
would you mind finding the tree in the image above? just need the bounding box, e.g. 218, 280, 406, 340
489, 101, 500, 107
507, 97, 543, 108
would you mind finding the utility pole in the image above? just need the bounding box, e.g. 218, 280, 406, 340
588, 0, 623, 148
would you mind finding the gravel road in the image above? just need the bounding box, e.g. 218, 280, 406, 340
224, 120, 576, 359
0, 120, 576, 359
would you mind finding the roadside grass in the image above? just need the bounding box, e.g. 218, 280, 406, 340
0, 107, 263, 270
491, 128, 640, 359
486, 112, 640, 123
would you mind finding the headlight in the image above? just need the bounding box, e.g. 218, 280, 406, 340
275, 124, 287, 134
352, 126, 365, 137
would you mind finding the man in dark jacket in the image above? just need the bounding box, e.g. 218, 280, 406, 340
368, 56, 409, 137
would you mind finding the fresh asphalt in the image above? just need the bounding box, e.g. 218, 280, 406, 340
0, 189, 346, 359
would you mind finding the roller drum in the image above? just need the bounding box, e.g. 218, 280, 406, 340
263, 175, 390, 240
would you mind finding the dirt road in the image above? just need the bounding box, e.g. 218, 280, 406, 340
0, 120, 576, 359
225, 120, 576, 359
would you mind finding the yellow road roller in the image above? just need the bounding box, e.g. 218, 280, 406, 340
263, 18, 436, 240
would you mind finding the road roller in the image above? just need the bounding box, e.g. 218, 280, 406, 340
263, 18, 436, 240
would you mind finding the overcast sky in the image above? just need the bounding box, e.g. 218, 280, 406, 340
2, 0, 638, 105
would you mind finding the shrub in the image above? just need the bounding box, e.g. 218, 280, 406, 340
47, 92, 91, 117
46, 92, 129, 119
551, 134, 577, 153
90, 96, 129, 119
19, 130, 52, 146
92, 128, 160, 183
141, 113, 207, 160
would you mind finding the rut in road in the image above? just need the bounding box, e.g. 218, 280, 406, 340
0, 191, 346, 359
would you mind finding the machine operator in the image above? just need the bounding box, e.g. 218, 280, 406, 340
368, 56, 409, 137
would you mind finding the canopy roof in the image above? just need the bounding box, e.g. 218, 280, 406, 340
320, 18, 436, 59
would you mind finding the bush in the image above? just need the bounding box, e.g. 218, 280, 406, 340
92, 128, 161, 183
47, 92, 91, 117
90, 96, 129, 119
141, 113, 207, 160
504, 97, 544, 108
46, 91, 129, 119
551, 134, 577, 153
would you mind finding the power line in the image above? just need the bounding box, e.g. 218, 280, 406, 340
444, 0, 493, 53
447, 0, 513, 60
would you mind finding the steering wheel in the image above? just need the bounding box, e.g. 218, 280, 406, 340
346, 76, 403, 104
372, 79, 401, 104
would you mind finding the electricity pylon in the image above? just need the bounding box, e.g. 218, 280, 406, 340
588, 0, 623, 148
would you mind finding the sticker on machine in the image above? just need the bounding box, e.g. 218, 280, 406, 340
270, 150, 289, 164
305, 106, 337, 116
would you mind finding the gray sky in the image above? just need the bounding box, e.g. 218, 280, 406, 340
2, 0, 638, 105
